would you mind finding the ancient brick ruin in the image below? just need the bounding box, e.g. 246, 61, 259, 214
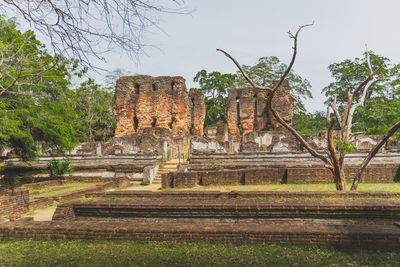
113, 75, 205, 138
225, 80, 294, 140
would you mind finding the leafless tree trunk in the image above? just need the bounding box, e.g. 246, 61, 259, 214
217, 24, 400, 190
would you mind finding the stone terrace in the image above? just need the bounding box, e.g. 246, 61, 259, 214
1, 221, 400, 248
52, 198, 400, 224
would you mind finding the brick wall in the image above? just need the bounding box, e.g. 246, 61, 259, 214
0, 189, 29, 219
287, 166, 400, 184
1, 221, 400, 248
162, 165, 400, 188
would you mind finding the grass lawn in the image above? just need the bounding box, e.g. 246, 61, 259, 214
0, 240, 399, 267
33, 183, 97, 198
163, 183, 400, 192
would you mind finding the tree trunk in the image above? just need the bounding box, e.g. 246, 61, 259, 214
334, 168, 346, 191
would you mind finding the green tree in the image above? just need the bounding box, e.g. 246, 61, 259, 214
293, 111, 326, 135
323, 51, 400, 134
235, 56, 313, 113
73, 79, 116, 142
191, 70, 236, 126
0, 16, 79, 160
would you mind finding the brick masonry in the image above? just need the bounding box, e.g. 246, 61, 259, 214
86, 190, 400, 199
113, 75, 205, 137
0, 189, 29, 219
1, 221, 400, 248
52, 198, 400, 223
162, 165, 400, 188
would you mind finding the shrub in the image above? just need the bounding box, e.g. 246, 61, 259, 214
47, 158, 73, 177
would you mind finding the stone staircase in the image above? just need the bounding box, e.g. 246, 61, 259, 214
153, 159, 182, 184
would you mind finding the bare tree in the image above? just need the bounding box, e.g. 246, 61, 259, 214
217, 24, 400, 190
1, 0, 189, 66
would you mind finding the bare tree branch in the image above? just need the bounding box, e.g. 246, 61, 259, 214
351, 120, 400, 190
1, 0, 191, 67
270, 22, 314, 96
216, 48, 271, 91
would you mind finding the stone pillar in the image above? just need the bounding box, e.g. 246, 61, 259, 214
226, 89, 240, 140
238, 88, 255, 135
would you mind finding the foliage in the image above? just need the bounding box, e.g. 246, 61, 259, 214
0, 16, 80, 160
335, 140, 356, 154
362, 97, 400, 138
191, 70, 236, 126
47, 158, 73, 177
323, 51, 400, 134
293, 111, 326, 135
73, 79, 116, 142
235, 56, 313, 113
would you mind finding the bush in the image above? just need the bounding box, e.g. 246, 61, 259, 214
47, 158, 73, 177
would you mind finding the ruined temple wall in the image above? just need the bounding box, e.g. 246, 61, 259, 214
113, 75, 194, 137
189, 92, 206, 137
225, 89, 240, 140
225, 81, 294, 140
269, 80, 294, 130
113, 78, 137, 136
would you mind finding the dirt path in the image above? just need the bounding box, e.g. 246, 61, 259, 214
29, 207, 57, 221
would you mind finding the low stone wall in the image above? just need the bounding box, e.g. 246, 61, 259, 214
1, 221, 400, 248
0, 189, 29, 219
86, 190, 400, 199
189, 152, 400, 167
163, 165, 400, 188
287, 166, 400, 184
52, 198, 400, 223
28, 180, 127, 210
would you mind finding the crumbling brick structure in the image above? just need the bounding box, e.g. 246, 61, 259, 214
226, 80, 294, 139
189, 91, 206, 137
113, 75, 205, 138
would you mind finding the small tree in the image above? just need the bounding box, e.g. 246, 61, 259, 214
217, 23, 400, 190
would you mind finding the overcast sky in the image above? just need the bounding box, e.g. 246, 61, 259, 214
22, 0, 400, 112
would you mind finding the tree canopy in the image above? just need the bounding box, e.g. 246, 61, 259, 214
0, 16, 80, 160
323, 51, 400, 136
191, 70, 236, 127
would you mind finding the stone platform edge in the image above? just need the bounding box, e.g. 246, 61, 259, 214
1, 221, 399, 248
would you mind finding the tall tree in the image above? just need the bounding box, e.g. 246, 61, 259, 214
235, 56, 313, 113
323, 52, 400, 135
0, 16, 79, 160
217, 24, 400, 191
73, 79, 116, 142
191, 70, 236, 126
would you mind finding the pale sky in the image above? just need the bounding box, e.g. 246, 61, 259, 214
14, 0, 400, 112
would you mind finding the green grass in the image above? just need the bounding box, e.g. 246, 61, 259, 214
163, 183, 400, 192
33, 183, 96, 198
0, 240, 399, 266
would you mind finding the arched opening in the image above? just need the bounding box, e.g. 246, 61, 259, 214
168, 117, 176, 129
152, 83, 157, 91
151, 118, 157, 127
134, 83, 140, 94
171, 81, 176, 90
236, 96, 240, 126
134, 117, 139, 131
